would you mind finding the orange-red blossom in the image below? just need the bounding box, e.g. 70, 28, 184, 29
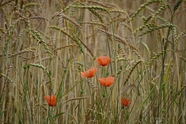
81, 67, 97, 78
44, 95, 57, 107
96, 56, 110, 66
98, 76, 114, 87
121, 97, 131, 106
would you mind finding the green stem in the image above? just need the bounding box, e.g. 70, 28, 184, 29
159, 10, 174, 118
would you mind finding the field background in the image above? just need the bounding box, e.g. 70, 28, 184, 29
0, 0, 186, 124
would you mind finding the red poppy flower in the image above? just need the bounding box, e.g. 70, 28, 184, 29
121, 97, 131, 106
44, 95, 56, 107
81, 67, 97, 78
98, 76, 114, 87
96, 56, 110, 66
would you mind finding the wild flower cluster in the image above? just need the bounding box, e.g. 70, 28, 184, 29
44, 56, 131, 107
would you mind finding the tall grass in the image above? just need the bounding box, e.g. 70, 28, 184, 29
0, 0, 186, 123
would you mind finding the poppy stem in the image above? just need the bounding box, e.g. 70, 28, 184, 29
46, 70, 52, 96
101, 66, 105, 77
104, 87, 107, 97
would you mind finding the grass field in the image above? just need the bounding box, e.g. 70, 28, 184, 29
0, 0, 186, 123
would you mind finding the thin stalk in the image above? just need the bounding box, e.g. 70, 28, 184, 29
159, 8, 174, 119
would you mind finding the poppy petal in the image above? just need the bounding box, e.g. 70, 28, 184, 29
88, 67, 97, 78
102, 57, 110, 66
121, 97, 131, 106
96, 56, 110, 66
96, 58, 102, 65
98, 76, 114, 87
106, 76, 114, 86
44, 95, 56, 107
81, 72, 86, 78
98, 78, 106, 86
44, 95, 51, 104
50, 95, 56, 106
81, 67, 97, 78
